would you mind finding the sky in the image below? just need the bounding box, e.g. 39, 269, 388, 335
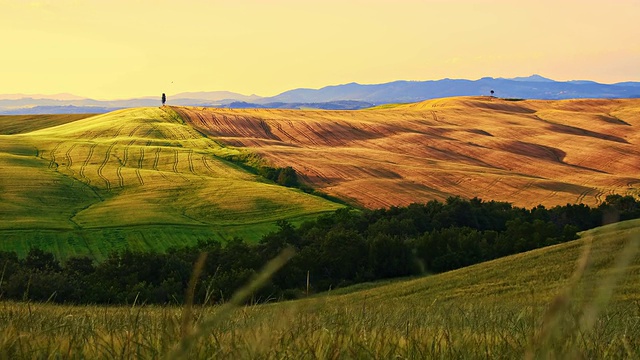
1, 0, 639, 99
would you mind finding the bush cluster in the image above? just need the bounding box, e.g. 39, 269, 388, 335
0, 195, 637, 305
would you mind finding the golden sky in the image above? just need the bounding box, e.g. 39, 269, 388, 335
2, 0, 639, 99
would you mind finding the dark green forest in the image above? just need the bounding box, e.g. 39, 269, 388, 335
0, 194, 638, 305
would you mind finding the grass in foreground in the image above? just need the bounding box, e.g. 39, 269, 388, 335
0, 220, 638, 359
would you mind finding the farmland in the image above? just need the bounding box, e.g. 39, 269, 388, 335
0, 219, 638, 359
0, 107, 342, 259
1, 97, 639, 259
175, 97, 640, 209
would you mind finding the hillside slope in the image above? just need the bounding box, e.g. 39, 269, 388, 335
328, 218, 640, 305
174, 97, 640, 208
239, 219, 640, 358
0, 108, 342, 258
3, 220, 637, 359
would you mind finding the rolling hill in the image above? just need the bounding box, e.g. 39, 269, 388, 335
174, 97, 640, 209
0, 108, 343, 259
1, 97, 638, 258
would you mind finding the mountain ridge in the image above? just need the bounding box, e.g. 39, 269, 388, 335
2, 75, 640, 114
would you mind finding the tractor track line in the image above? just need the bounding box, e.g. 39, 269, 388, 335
307, 122, 333, 145
274, 122, 298, 143
172, 149, 190, 182
97, 142, 116, 190
116, 144, 131, 188
172, 149, 179, 174
291, 121, 319, 145
113, 123, 126, 138
48, 142, 63, 170
187, 149, 196, 175
201, 155, 218, 177
152, 147, 170, 180
79, 143, 97, 185
64, 144, 77, 172
116, 165, 124, 188
128, 124, 144, 138
135, 148, 145, 185
576, 188, 591, 204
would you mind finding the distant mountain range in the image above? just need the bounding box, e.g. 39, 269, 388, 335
2, 75, 639, 114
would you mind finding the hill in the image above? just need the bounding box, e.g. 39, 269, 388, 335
0, 107, 343, 259
174, 97, 640, 209
329, 218, 640, 304
2, 98, 638, 258
1, 219, 638, 358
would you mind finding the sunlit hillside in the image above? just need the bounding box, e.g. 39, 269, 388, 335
2, 98, 638, 258
175, 97, 640, 209
0, 108, 342, 258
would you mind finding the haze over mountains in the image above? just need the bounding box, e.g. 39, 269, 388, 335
2, 75, 640, 114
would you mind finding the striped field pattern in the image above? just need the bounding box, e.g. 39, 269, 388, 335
0, 107, 342, 259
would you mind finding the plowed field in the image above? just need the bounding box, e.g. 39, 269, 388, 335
174, 97, 640, 208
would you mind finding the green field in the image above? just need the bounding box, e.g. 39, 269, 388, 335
0, 219, 638, 358
0, 108, 343, 259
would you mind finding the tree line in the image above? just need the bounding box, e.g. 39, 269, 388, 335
0, 195, 638, 305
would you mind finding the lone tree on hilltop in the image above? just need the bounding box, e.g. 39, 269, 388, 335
490, 89, 495, 97
162, 93, 166, 106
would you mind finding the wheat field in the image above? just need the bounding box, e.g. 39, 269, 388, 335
175, 97, 640, 209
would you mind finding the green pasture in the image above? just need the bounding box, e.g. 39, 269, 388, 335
0, 213, 321, 261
